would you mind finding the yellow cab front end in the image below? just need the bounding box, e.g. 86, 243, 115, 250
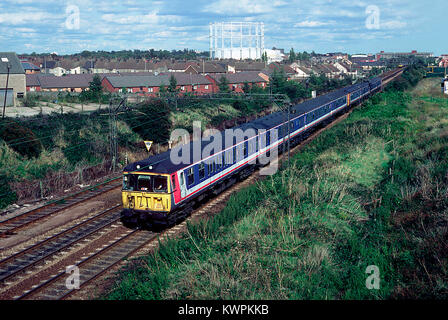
121, 172, 172, 225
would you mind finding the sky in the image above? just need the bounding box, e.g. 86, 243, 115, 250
0, 0, 446, 56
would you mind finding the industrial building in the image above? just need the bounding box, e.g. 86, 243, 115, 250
376, 50, 433, 60
209, 22, 265, 60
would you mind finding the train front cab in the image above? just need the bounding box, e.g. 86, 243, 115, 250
121, 171, 175, 227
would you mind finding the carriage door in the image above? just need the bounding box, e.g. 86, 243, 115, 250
179, 171, 187, 198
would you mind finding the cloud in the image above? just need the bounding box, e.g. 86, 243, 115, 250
294, 20, 331, 27
381, 20, 407, 29
101, 11, 181, 25
203, 0, 283, 15
0, 0, 443, 55
0, 12, 54, 25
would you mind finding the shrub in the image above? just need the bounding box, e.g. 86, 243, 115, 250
232, 100, 249, 112
122, 99, 171, 143
0, 174, 17, 209
21, 95, 38, 108
0, 120, 42, 158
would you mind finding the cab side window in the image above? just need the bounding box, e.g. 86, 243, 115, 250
180, 172, 185, 186
187, 168, 194, 186
171, 175, 176, 191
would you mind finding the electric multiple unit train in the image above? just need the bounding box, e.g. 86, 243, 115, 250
121, 75, 386, 228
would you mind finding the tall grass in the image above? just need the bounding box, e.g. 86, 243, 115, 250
105, 73, 447, 299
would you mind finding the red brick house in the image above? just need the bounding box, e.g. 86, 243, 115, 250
26, 74, 97, 92
101, 73, 213, 96
206, 72, 268, 93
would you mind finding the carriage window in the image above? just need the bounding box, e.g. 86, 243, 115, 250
199, 163, 205, 179
242, 143, 247, 157
208, 162, 213, 175
187, 168, 194, 186
233, 148, 237, 163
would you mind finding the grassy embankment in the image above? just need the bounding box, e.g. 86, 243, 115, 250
106, 75, 447, 299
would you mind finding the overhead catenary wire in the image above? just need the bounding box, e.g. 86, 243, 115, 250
0, 108, 173, 149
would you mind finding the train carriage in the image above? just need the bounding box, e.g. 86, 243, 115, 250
120, 75, 384, 228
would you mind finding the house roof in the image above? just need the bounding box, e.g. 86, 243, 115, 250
21, 61, 40, 71
233, 62, 266, 72
322, 64, 340, 73
185, 62, 226, 74
104, 73, 212, 88
268, 63, 296, 75
41, 61, 57, 69
297, 66, 312, 74
0, 52, 25, 74
105, 75, 168, 88
209, 72, 267, 84
166, 72, 213, 85
26, 74, 42, 86
29, 74, 94, 89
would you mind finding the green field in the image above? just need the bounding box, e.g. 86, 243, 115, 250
106, 74, 448, 300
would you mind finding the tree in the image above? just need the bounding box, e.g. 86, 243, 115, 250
218, 75, 230, 93
168, 74, 178, 93
89, 74, 103, 97
289, 48, 296, 63
242, 81, 251, 93
270, 69, 287, 94
261, 51, 268, 64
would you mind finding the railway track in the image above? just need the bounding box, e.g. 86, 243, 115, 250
16, 229, 156, 300
0, 205, 122, 285
0, 178, 121, 238
2, 173, 258, 300
381, 67, 404, 85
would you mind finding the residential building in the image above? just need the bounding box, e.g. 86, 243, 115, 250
266, 62, 297, 80
232, 61, 266, 73
184, 61, 227, 75
206, 72, 268, 93
26, 74, 95, 92
376, 50, 433, 60
21, 61, 41, 74
0, 52, 26, 107
101, 73, 213, 95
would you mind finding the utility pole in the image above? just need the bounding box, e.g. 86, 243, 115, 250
281, 102, 292, 169
2, 59, 11, 119
108, 97, 126, 172
288, 103, 292, 170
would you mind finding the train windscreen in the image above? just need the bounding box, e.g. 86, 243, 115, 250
123, 174, 168, 193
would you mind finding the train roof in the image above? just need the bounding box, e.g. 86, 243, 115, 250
124, 78, 380, 175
